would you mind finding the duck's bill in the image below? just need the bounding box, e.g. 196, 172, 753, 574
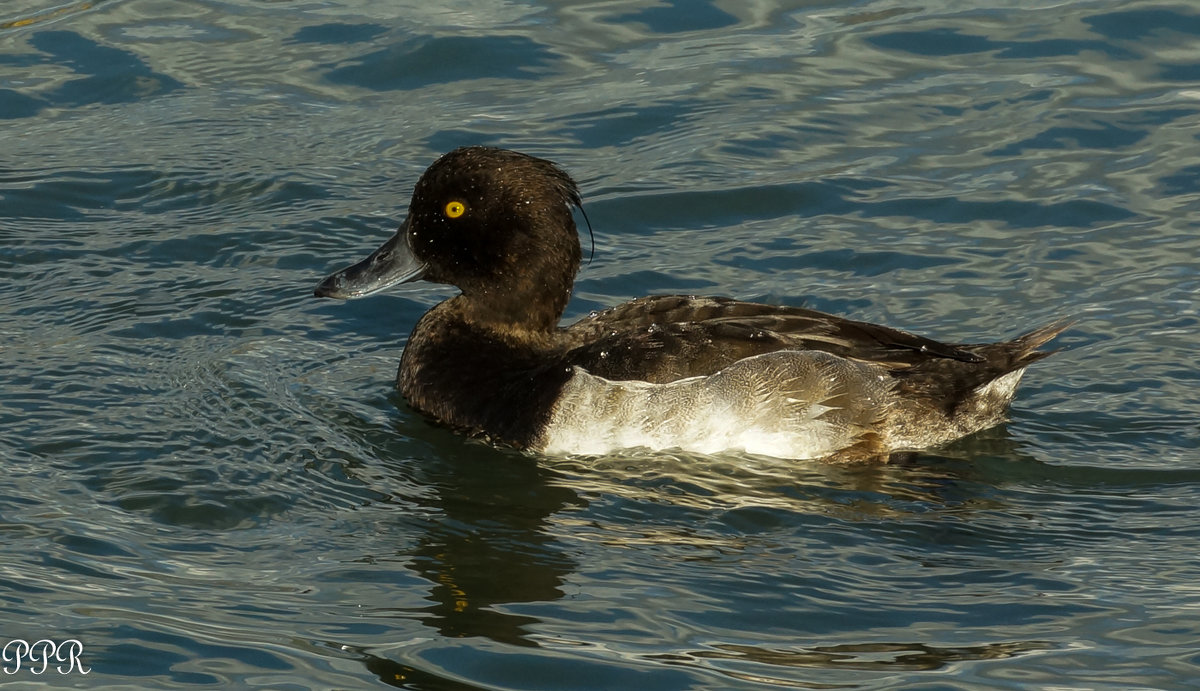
313, 218, 427, 299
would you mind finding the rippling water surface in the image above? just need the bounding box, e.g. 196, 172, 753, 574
3, 0, 1199, 687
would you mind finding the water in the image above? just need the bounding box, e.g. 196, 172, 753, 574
2, 0, 1199, 687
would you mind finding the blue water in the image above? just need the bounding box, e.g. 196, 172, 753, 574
3, 0, 1199, 688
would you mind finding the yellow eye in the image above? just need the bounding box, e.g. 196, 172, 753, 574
444, 201, 466, 219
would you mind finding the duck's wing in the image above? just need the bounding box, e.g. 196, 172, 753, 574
561, 295, 982, 384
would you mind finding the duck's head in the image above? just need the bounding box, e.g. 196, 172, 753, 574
314, 146, 584, 330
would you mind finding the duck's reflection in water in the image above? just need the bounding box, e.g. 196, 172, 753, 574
354, 419, 1047, 687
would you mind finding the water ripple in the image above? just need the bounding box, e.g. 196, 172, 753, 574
1, 0, 1198, 688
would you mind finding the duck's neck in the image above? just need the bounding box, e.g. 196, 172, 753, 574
457, 291, 567, 336
457, 248, 577, 335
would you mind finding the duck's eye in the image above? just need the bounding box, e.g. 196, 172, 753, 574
444, 201, 466, 219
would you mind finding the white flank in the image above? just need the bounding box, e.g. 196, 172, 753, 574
537, 351, 892, 460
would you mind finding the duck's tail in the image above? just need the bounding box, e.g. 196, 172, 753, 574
882, 318, 1072, 448
981, 317, 1075, 372
894, 318, 1073, 414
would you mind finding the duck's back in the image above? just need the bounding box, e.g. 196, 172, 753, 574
561, 295, 981, 382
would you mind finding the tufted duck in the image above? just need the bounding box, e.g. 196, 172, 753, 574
314, 146, 1068, 462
